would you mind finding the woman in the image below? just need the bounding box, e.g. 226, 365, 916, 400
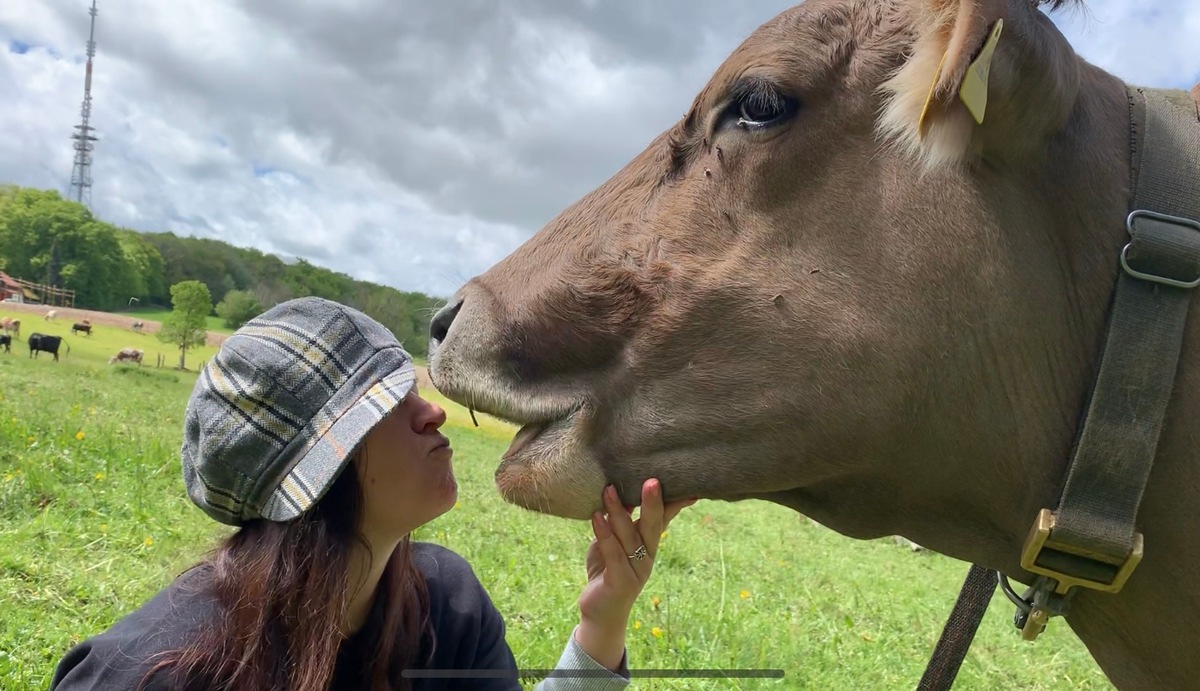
50, 297, 694, 690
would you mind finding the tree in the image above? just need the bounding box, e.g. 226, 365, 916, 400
0, 188, 143, 309
116, 228, 167, 301
0, 185, 445, 355
157, 280, 212, 370
216, 288, 264, 329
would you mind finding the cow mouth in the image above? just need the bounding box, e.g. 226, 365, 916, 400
504, 421, 549, 458
428, 362, 606, 517
498, 409, 581, 462
428, 367, 584, 454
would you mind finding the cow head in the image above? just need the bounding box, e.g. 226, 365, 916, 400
427, 0, 1135, 548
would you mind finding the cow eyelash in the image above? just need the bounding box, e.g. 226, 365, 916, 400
725, 77, 797, 130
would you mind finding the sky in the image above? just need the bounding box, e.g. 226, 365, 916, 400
1, 1, 1197, 299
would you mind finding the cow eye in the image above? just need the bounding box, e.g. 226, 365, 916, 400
732, 80, 795, 129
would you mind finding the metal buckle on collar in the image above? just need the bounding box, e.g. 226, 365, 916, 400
1012, 510, 1143, 641
1120, 210, 1200, 289
1020, 509, 1144, 595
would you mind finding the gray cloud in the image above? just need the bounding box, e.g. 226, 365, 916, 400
1, 0, 1196, 298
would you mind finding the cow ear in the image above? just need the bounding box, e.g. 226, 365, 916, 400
878, 0, 1079, 168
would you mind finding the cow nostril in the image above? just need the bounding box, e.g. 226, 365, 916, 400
429, 299, 463, 344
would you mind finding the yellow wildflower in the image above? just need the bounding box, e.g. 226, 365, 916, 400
651, 596, 661, 609
651, 627, 663, 639
3, 473, 12, 482
100, 523, 108, 532
94, 472, 105, 481
143, 537, 154, 547
454, 501, 462, 509
633, 621, 642, 630
660, 530, 668, 539
740, 590, 750, 600
75, 430, 85, 441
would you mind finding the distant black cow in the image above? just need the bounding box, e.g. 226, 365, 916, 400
28, 333, 69, 361
71, 322, 92, 336
0, 334, 10, 354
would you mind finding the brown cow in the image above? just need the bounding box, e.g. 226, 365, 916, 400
108, 347, 144, 366
1, 317, 18, 338
71, 322, 92, 336
427, 1, 1200, 688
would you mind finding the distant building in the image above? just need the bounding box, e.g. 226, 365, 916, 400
0, 271, 22, 302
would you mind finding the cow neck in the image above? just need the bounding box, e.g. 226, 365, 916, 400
917, 85, 1200, 690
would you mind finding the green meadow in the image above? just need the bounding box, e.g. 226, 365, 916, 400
0, 310, 1112, 689
117, 307, 234, 337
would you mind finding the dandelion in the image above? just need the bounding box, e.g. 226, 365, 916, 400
651, 627, 663, 639
740, 590, 751, 600
633, 621, 642, 630
143, 537, 154, 547
75, 430, 85, 441
660, 530, 668, 539
651, 596, 661, 609
100, 523, 108, 532
3, 473, 12, 482
454, 501, 462, 509
94, 472, 106, 481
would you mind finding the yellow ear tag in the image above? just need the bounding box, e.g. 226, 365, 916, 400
918, 52, 949, 136
959, 18, 1004, 125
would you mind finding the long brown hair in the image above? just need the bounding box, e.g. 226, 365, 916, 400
141, 462, 433, 691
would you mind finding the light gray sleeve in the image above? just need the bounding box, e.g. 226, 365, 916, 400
533, 625, 631, 691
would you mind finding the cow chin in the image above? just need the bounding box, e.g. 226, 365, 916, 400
494, 413, 607, 520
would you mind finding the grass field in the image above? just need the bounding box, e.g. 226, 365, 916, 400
117, 307, 234, 337
111, 307, 429, 366
0, 313, 1113, 690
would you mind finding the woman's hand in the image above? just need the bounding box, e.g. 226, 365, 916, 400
573, 478, 697, 670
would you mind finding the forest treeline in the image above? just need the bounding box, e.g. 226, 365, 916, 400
0, 185, 444, 355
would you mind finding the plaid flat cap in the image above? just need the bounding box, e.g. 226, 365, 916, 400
181, 296, 416, 526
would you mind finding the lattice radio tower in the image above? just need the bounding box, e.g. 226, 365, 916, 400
67, 0, 99, 209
